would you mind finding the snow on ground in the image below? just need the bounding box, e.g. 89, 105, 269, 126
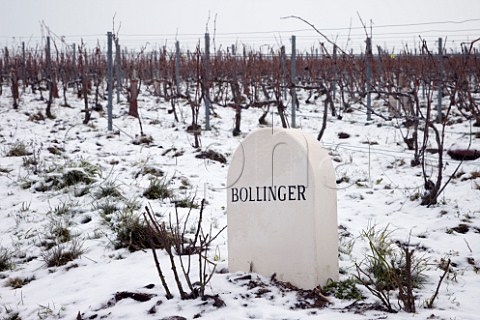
0, 86, 479, 320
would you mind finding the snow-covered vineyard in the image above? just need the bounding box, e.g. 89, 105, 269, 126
0, 41, 479, 319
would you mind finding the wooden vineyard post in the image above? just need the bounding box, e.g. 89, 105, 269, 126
291, 35, 297, 128
366, 37, 372, 121
204, 33, 211, 130
129, 78, 139, 118
437, 37, 443, 123
107, 32, 113, 131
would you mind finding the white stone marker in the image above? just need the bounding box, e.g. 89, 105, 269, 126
227, 128, 338, 289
